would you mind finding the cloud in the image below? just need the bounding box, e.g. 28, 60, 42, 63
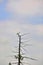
35, 24, 43, 35
21, 23, 43, 36
6, 0, 43, 15
0, 20, 43, 48
0, 20, 43, 41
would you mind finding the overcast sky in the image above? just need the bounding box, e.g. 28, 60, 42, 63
0, 0, 43, 65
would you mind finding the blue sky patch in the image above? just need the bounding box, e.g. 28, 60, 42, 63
0, 0, 14, 20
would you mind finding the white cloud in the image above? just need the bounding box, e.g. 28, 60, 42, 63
22, 24, 43, 36
0, 20, 43, 41
35, 24, 43, 35
6, 0, 43, 15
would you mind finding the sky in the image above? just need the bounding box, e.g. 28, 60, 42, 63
0, 0, 43, 65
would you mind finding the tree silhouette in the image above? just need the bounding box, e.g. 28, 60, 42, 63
9, 62, 11, 65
